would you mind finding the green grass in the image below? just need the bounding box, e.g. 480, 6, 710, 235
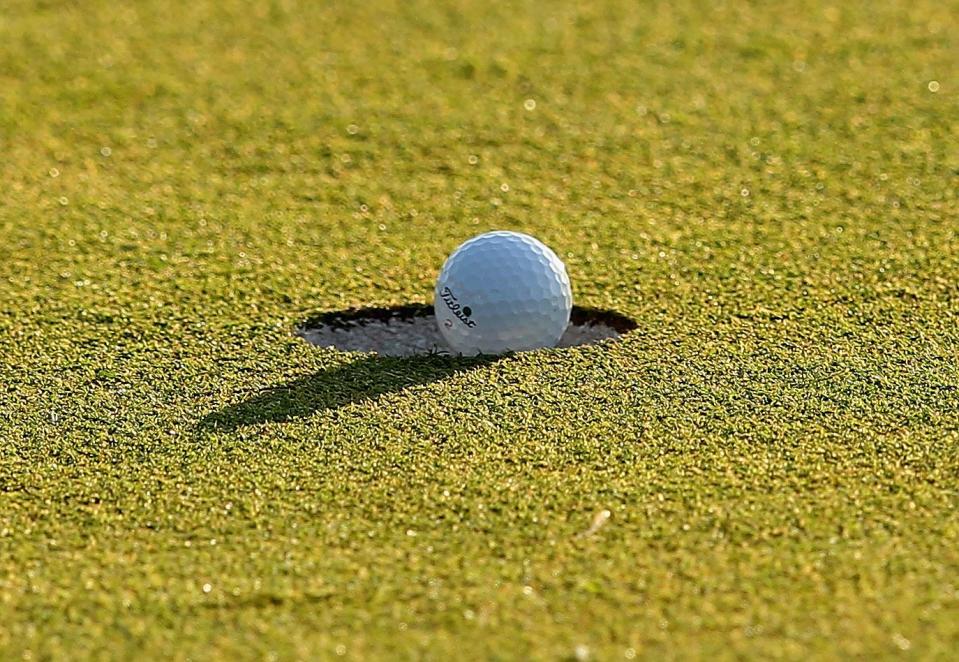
2, 0, 958, 658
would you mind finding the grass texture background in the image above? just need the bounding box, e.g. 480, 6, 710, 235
1, 0, 957, 658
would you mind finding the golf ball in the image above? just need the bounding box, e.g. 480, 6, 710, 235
434, 231, 573, 355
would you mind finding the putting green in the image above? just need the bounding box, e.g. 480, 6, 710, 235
1, 0, 957, 658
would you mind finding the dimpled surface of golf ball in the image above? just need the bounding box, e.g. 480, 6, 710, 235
434, 231, 573, 355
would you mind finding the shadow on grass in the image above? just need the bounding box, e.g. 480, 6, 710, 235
201, 303, 637, 431
199, 354, 497, 431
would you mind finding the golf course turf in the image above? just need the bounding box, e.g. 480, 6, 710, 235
1, 0, 958, 658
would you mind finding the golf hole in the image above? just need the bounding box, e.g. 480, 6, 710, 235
298, 304, 637, 357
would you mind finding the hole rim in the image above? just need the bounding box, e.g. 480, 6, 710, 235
297, 303, 638, 356
301, 303, 638, 333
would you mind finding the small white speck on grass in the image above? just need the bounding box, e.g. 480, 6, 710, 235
574, 644, 591, 661
892, 633, 911, 650
202, 583, 212, 594
580, 509, 611, 537
100, 146, 112, 157
523, 98, 536, 110
927, 80, 940, 93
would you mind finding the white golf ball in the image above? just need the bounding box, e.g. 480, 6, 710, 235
434, 231, 573, 355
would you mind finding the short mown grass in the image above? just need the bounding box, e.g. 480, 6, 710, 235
1, 0, 957, 658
